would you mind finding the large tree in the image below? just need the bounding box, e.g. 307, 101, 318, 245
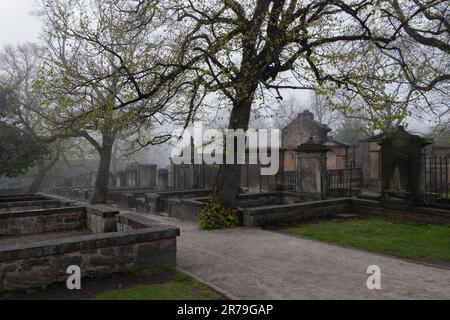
165, 0, 449, 208
38, 0, 199, 203
165, 0, 406, 208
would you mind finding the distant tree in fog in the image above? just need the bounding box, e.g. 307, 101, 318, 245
37, 0, 198, 203
0, 44, 64, 191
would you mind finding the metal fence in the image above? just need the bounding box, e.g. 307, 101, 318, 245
327, 168, 363, 198
284, 171, 297, 191
423, 156, 449, 208
171, 164, 218, 191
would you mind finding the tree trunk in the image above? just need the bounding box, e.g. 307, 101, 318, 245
28, 152, 61, 194
213, 96, 254, 209
91, 135, 114, 204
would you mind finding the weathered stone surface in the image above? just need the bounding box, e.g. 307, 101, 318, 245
380, 126, 431, 204
89, 254, 133, 267
296, 138, 329, 198
3, 266, 52, 291
52, 254, 83, 280
86, 208, 118, 234
135, 239, 177, 267
282, 110, 331, 149
0, 198, 179, 293
0, 207, 86, 237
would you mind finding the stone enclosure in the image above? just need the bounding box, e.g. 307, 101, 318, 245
0, 193, 179, 292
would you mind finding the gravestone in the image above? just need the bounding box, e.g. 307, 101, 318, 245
381, 126, 430, 205
296, 138, 330, 199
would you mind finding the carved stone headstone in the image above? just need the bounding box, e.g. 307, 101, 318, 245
381, 126, 430, 204
296, 138, 330, 199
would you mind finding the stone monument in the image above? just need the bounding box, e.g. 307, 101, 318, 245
296, 137, 330, 199
380, 126, 431, 205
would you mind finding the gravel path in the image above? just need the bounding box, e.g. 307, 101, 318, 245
129, 212, 450, 300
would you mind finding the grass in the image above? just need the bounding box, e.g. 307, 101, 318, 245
280, 216, 450, 263
0, 266, 224, 301
90, 273, 224, 300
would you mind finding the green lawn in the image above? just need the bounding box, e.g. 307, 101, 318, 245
280, 216, 450, 263
91, 273, 224, 300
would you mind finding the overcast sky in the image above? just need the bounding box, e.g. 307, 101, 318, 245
0, 0, 42, 46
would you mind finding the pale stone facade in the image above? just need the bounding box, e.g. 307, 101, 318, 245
282, 110, 349, 173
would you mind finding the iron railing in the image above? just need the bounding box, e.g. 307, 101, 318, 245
327, 168, 362, 198
284, 171, 297, 191
423, 155, 449, 208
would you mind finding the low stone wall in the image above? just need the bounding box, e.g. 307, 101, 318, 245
0, 226, 179, 292
166, 192, 309, 222
243, 198, 351, 228
46, 187, 158, 204
116, 213, 169, 231
0, 195, 49, 203
168, 198, 206, 221
144, 190, 213, 215
0, 194, 35, 199
0, 200, 72, 213
0, 207, 87, 237
85, 205, 120, 234
0, 189, 24, 195
46, 187, 99, 202
0, 202, 180, 293
245, 198, 450, 227
109, 188, 157, 201
165, 194, 450, 227
352, 199, 450, 225
236, 192, 309, 208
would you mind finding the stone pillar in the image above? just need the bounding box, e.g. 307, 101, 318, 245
381, 126, 431, 205
296, 138, 330, 199
158, 169, 169, 190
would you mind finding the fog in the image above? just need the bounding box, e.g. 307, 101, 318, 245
0, 0, 42, 45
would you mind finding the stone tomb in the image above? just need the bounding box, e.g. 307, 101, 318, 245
0, 194, 179, 292
381, 126, 431, 205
